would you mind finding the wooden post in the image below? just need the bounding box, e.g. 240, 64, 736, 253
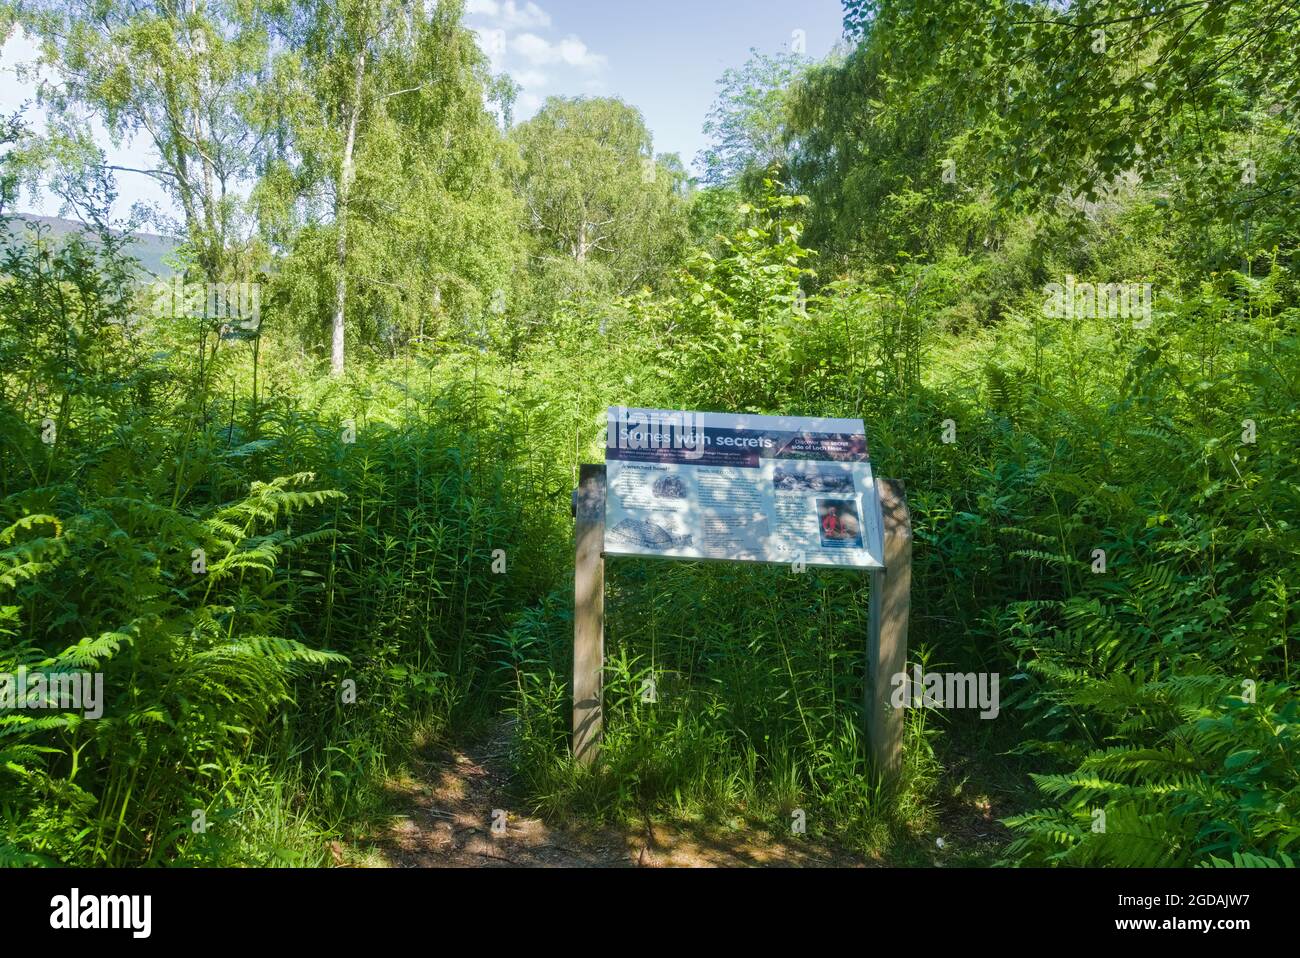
573, 464, 606, 766
867, 478, 911, 783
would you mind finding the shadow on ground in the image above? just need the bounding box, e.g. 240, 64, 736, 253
343, 724, 879, 868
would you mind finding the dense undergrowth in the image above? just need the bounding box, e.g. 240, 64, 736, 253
2, 0, 1298, 869
2, 179, 1295, 867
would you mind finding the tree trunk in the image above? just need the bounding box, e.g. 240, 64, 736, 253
575, 221, 590, 264
332, 48, 366, 377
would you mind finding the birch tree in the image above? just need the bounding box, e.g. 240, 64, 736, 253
257, 0, 521, 374
24, 0, 267, 281
511, 97, 689, 299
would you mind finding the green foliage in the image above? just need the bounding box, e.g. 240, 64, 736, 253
22, 0, 269, 278
698, 48, 811, 191
503, 566, 938, 854
511, 97, 690, 308
0, 189, 566, 864
623, 182, 815, 414
890, 252, 1300, 867
256, 0, 525, 372
4, 0, 1299, 871
836, 1, 1300, 239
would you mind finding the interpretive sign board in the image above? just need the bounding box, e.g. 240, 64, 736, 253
603, 406, 885, 569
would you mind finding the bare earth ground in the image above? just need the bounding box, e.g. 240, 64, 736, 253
341, 724, 875, 868
340, 722, 1015, 868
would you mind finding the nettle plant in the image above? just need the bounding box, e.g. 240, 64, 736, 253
632, 181, 814, 415
0, 207, 351, 865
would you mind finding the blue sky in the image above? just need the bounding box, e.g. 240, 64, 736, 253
0, 0, 846, 221
466, 0, 845, 161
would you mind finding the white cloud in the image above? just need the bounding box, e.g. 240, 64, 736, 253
472, 27, 507, 71
465, 1, 606, 122
466, 1, 551, 30
510, 32, 606, 71
512, 69, 548, 88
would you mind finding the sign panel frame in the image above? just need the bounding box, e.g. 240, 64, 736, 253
603, 406, 887, 570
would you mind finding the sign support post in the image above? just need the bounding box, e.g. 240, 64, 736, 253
572, 467, 911, 782
866, 478, 911, 784
572, 463, 606, 767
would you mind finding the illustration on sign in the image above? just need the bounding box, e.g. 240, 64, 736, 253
604, 407, 886, 569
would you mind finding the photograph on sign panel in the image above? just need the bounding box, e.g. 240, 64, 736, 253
815, 498, 864, 549
773, 466, 857, 494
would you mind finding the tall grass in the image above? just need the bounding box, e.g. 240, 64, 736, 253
3, 183, 1296, 867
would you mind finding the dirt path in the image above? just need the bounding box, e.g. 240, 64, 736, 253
347, 724, 875, 868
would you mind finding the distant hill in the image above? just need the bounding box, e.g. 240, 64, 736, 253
2, 213, 183, 278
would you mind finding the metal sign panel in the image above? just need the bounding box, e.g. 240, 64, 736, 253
604, 407, 885, 569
